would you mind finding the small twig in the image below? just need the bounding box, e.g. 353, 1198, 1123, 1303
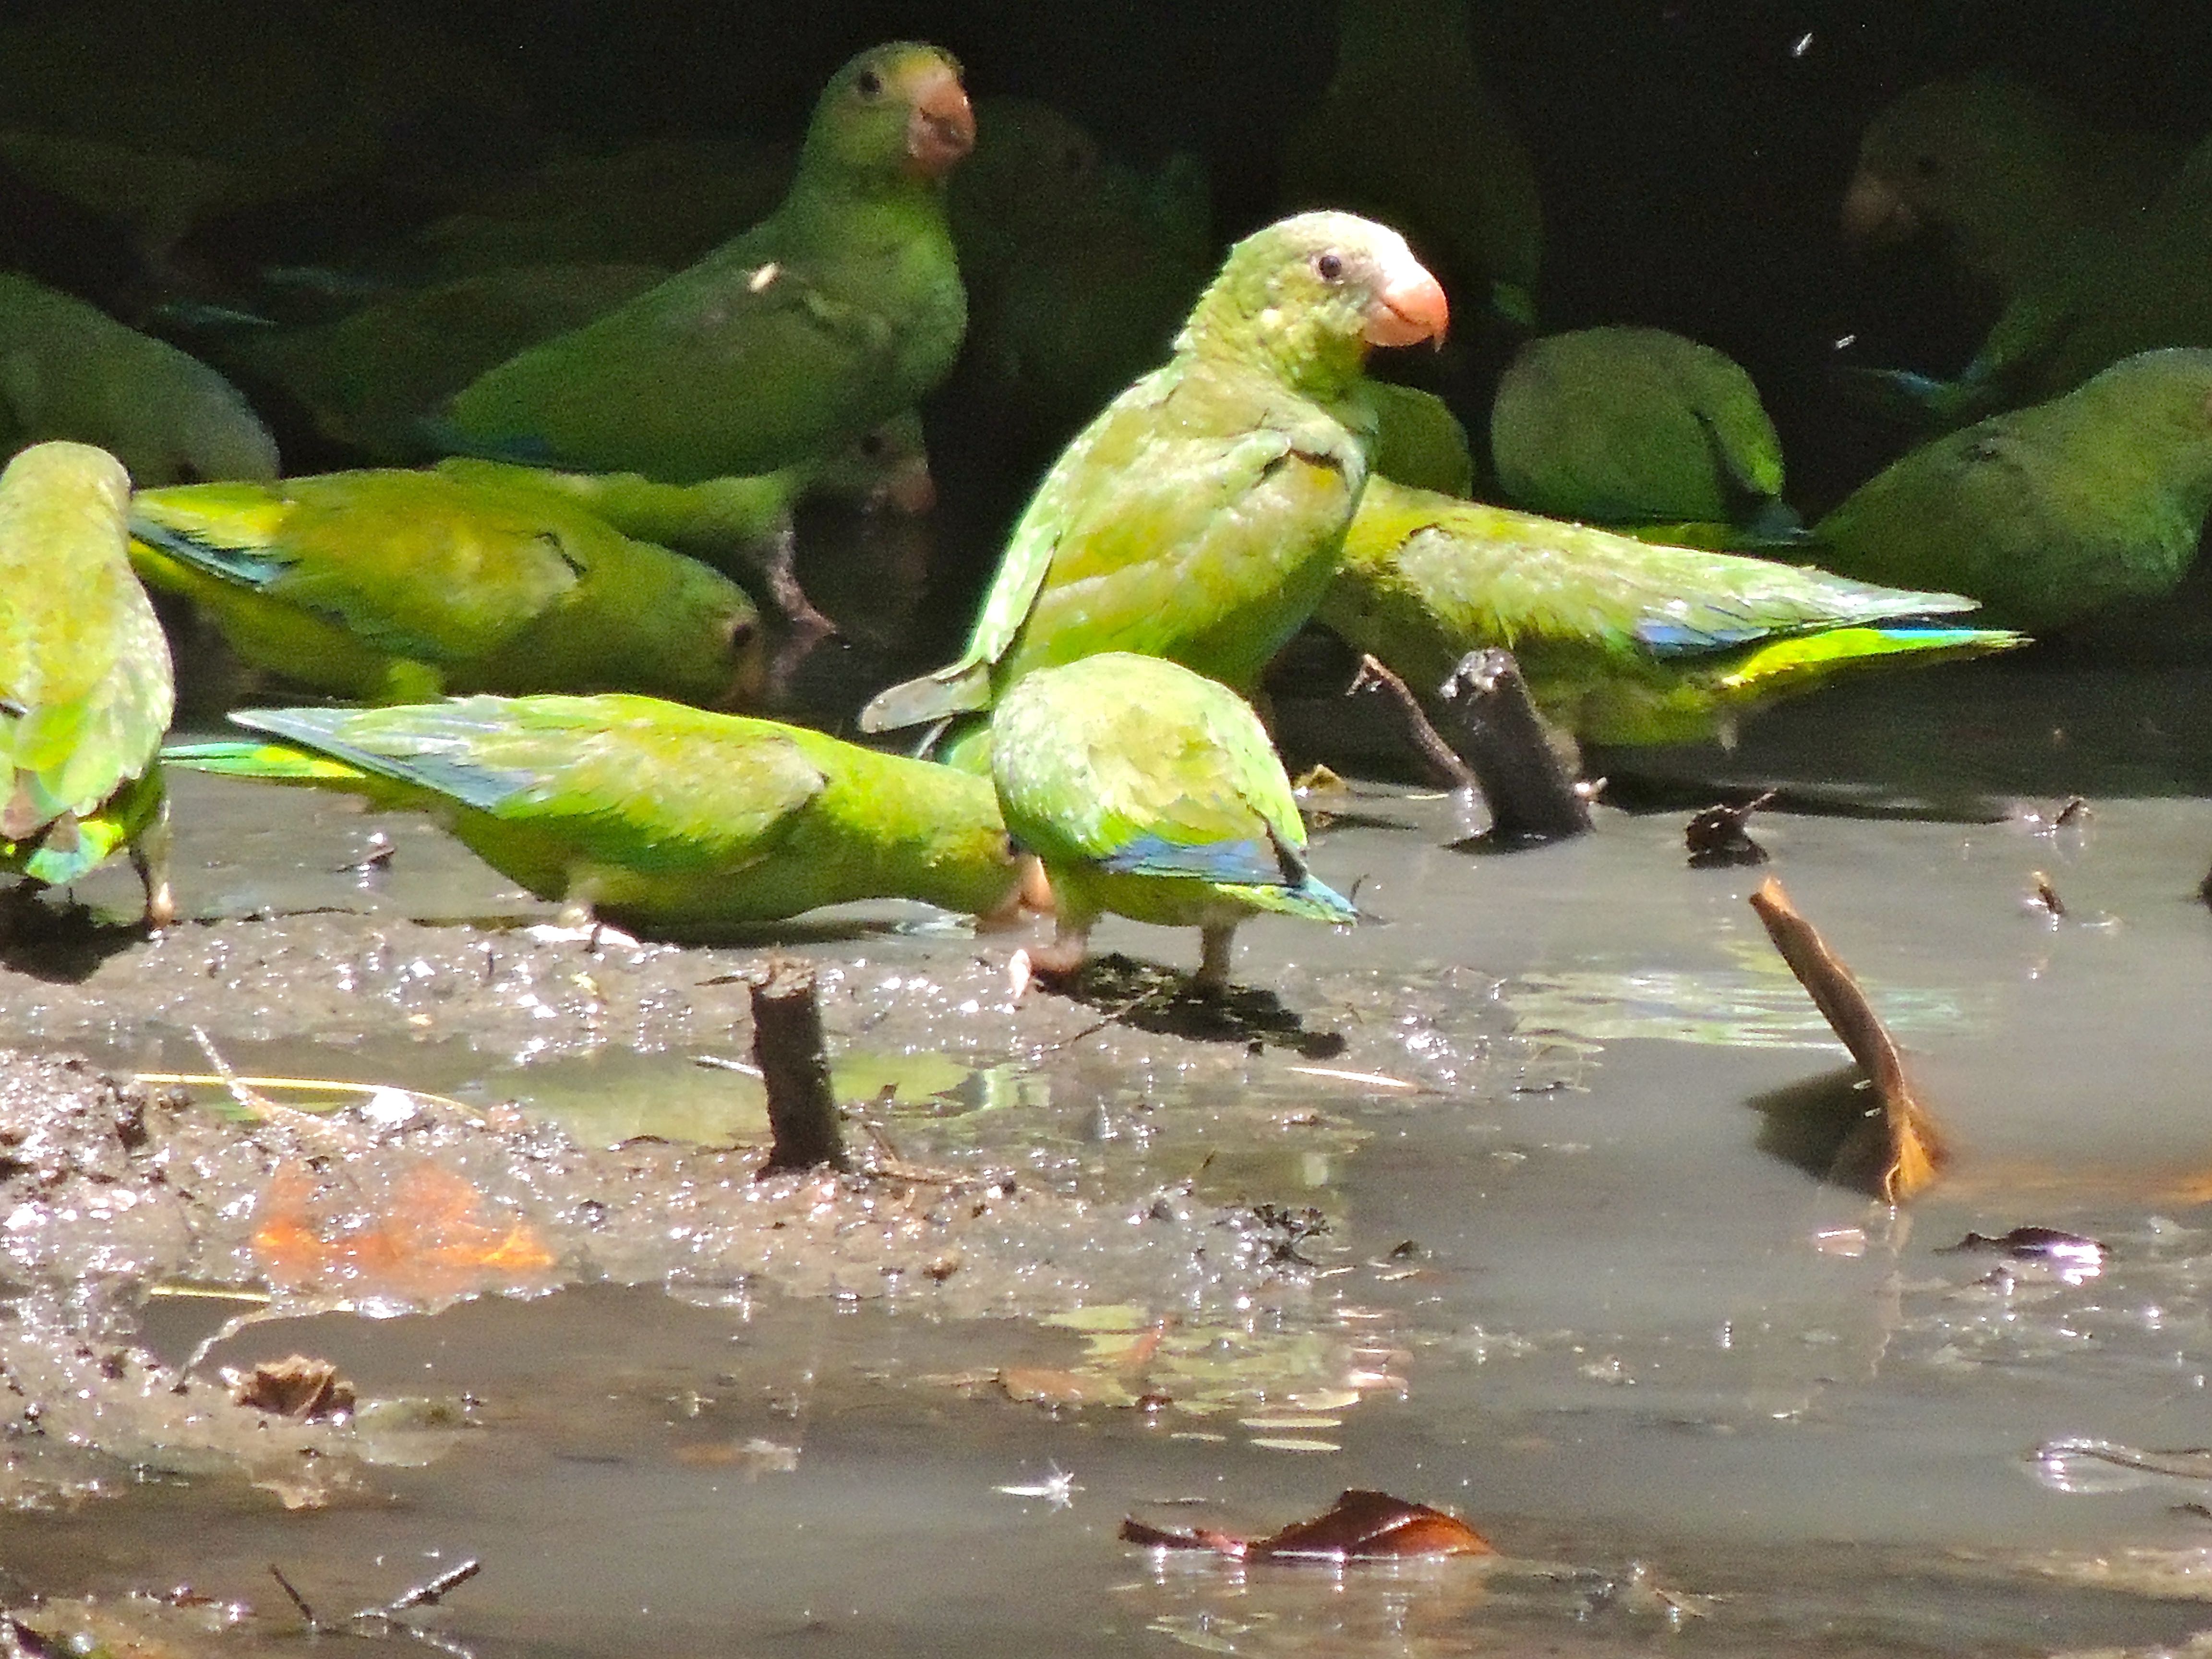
749, 960, 851, 1174
268, 1564, 320, 1628
364, 1559, 483, 1618
1346, 655, 1477, 790
135, 1072, 476, 1118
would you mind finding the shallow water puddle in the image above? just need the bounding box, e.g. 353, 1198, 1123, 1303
9, 685, 2212, 1651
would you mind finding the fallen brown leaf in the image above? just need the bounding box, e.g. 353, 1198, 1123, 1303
1748, 877, 1950, 1203
232, 1355, 355, 1420
1120, 1488, 1494, 1560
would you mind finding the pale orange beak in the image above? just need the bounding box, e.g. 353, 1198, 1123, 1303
905, 71, 976, 180
883, 456, 937, 517
1362, 259, 1450, 349
1841, 169, 1916, 245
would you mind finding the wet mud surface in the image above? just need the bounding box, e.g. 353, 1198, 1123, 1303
7, 698, 2212, 1654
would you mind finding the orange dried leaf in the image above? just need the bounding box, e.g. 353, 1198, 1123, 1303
1121, 1489, 1493, 1560
1748, 877, 1949, 1203
251, 1159, 556, 1302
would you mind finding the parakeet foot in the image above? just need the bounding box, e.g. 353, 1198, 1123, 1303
132, 800, 176, 930
1193, 923, 1239, 994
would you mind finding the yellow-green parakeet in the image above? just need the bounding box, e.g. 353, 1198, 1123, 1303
1490, 327, 1790, 532
129, 469, 765, 707
992, 653, 1353, 989
167, 695, 1042, 938
0, 441, 173, 924
1319, 476, 2023, 749
859, 210, 1449, 745
0, 273, 277, 485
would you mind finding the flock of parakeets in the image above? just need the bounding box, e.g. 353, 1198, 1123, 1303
12, 14, 2212, 987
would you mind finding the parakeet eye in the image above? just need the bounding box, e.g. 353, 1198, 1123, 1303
855, 68, 884, 97
1912, 153, 1939, 178
860, 431, 888, 458
1314, 252, 1345, 282
729, 616, 757, 650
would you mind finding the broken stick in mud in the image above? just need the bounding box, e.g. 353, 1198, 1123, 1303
1748, 876, 1949, 1203
750, 960, 850, 1174
1435, 649, 1592, 847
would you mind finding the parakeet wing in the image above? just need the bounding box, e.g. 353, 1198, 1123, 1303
130, 479, 585, 663
998, 677, 1300, 887
448, 236, 907, 481
231, 696, 825, 868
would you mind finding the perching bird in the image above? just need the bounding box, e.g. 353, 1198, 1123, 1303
1839, 72, 2186, 423
166, 695, 1044, 938
1281, 0, 1542, 330
0, 273, 278, 485
440, 42, 974, 484
858, 210, 1448, 743
434, 409, 933, 629
1318, 477, 2024, 749
1490, 327, 1792, 532
1812, 348, 2212, 632
0, 442, 173, 924
129, 469, 765, 707
991, 654, 1354, 990
950, 96, 1215, 443
1363, 380, 1476, 498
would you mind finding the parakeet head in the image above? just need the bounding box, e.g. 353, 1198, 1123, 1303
810, 410, 936, 517
1844, 73, 2086, 265
575, 535, 768, 711
0, 440, 132, 529
1180, 211, 1447, 398
802, 42, 974, 190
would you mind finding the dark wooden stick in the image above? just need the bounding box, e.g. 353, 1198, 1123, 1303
750, 961, 850, 1174
1434, 649, 1591, 847
1345, 655, 1476, 789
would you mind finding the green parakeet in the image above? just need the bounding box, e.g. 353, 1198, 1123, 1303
433, 410, 932, 628
990, 653, 1354, 990
128, 469, 765, 707
0, 442, 173, 924
1363, 381, 1475, 498
1281, 0, 1542, 329
165, 695, 1042, 938
1811, 348, 2212, 632
1490, 327, 1791, 530
1839, 72, 2186, 423
0, 273, 278, 485
235, 263, 669, 463
441, 42, 974, 483
858, 210, 1449, 740
1318, 476, 2024, 749
950, 97, 1215, 440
